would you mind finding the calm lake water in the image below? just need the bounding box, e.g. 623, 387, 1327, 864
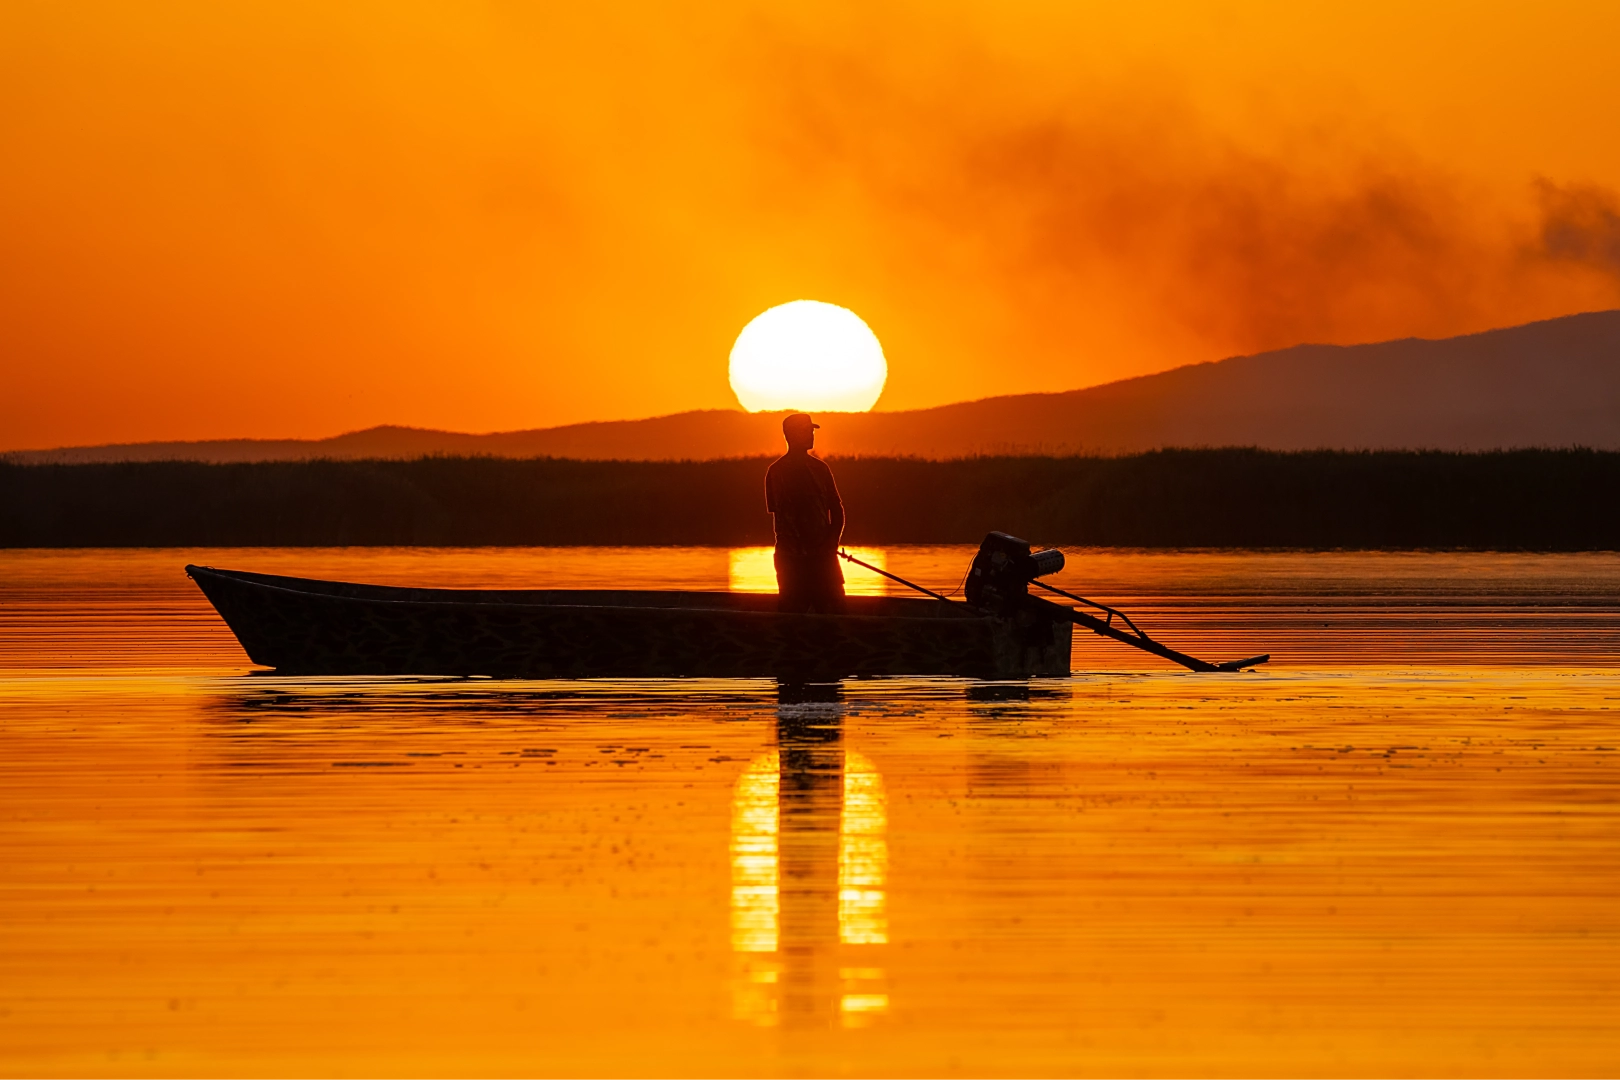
3, 547, 1619, 1076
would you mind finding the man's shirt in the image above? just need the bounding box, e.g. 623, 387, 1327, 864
765, 451, 843, 557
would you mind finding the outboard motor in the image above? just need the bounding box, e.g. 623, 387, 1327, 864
964, 532, 1066, 613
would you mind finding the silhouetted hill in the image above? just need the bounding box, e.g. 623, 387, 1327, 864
9, 310, 1618, 463
4, 412, 782, 465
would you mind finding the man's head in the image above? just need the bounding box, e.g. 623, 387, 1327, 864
782, 412, 818, 451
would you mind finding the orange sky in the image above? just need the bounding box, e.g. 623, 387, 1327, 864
3, 0, 1619, 450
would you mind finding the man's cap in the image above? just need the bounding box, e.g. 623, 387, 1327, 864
783, 412, 819, 433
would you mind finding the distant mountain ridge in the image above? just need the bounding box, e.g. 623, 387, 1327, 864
9, 310, 1619, 463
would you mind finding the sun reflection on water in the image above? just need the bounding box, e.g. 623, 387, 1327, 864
727, 547, 889, 595
838, 751, 888, 947
731, 753, 781, 955
730, 708, 889, 1028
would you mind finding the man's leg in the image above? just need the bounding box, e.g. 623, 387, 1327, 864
807, 552, 846, 614
775, 549, 810, 613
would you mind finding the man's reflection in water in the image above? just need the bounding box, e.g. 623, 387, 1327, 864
731, 683, 888, 1028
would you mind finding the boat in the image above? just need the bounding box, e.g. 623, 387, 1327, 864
185, 565, 1073, 679
186, 532, 1266, 679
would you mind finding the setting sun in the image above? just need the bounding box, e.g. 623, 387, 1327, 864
729, 301, 887, 413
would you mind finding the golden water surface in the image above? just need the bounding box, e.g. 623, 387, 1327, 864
3, 547, 1619, 1076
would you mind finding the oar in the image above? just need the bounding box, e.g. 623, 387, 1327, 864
837, 548, 960, 607
1033, 579, 1268, 672
838, 548, 1268, 673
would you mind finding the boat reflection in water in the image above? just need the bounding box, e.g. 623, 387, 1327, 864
731, 685, 888, 1028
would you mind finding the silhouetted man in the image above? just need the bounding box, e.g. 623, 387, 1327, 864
766, 413, 845, 614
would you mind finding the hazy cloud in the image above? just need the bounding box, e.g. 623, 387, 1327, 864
1538, 180, 1620, 275
743, 30, 1620, 375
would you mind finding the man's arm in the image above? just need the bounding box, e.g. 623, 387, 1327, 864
822, 464, 845, 552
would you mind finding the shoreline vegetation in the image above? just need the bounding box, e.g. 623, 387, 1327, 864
2, 449, 1617, 551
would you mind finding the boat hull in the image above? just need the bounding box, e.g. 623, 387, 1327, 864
186, 566, 1072, 679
